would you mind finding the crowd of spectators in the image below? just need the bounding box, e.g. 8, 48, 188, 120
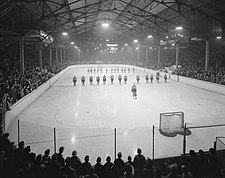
159, 42, 225, 85
0, 130, 225, 178
0, 42, 68, 110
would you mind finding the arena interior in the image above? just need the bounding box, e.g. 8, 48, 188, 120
1, 0, 225, 178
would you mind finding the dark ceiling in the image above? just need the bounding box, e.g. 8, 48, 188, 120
1, 0, 225, 46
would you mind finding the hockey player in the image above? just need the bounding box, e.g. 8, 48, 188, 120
89, 76, 93, 85
81, 75, 85, 85
136, 75, 140, 84
87, 68, 89, 73
150, 75, 153, 83
118, 74, 122, 84
121, 68, 123, 73
103, 75, 107, 84
156, 72, 160, 83
128, 68, 130, 73
131, 83, 137, 98
164, 74, 167, 83
96, 75, 100, 85
124, 75, 127, 84
133, 67, 135, 73
110, 75, 114, 84
145, 74, 149, 83
106, 68, 108, 73
73, 76, 77, 86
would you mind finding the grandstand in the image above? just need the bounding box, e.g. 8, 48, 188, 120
1, 0, 225, 178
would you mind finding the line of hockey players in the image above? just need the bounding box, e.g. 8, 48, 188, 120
72, 73, 167, 86
87, 67, 135, 74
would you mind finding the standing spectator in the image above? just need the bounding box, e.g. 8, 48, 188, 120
60, 157, 78, 178
197, 149, 209, 178
208, 148, 222, 178
42, 149, 51, 163
112, 152, 125, 178
57, 146, 65, 166
134, 148, 145, 178
124, 156, 134, 178
81, 155, 92, 177
70, 150, 82, 177
94, 157, 104, 178
104, 156, 113, 178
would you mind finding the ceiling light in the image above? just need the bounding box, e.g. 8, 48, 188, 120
176, 26, 183, 30
133, 39, 138, 43
102, 22, 109, 28
62, 32, 68, 36
216, 36, 222, 39
147, 35, 152, 38
71, 42, 74, 45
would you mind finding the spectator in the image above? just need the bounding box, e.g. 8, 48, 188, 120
104, 156, 113, 178
57, 146, 65, 166
112, 152, 125, 178
134, 148, 145, 178
94, 157, 104, 178
60, 157, 78, 178
165, 164, 182, 178
81, 155, 92, 176
70, 150, 82, 177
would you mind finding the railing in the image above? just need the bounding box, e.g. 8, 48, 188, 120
7, 119, 225, 164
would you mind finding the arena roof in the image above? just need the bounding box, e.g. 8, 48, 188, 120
1, 0, 225, 46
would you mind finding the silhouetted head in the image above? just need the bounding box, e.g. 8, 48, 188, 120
85, 155, 89, 162
106, 156, 111, 162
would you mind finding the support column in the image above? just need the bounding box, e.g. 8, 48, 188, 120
145, 46, 148, 69
130, 48, 133, 63
137, 48, 139, 66
56, 47, 58, 63
60, 47, 63, 63
39, 42, 43, 70
19, 36, 24, 75
175, 43, 179, 69
49, 45, 52, 66
63, 48, 66, 60
205, 40, 209, 71
157, 46, 161, 65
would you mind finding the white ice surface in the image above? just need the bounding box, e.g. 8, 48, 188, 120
7, 67, 225, 164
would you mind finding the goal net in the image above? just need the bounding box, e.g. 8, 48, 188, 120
159, 111, 185, 137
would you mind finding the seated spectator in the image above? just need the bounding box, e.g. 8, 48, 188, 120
60, 157, 78, 178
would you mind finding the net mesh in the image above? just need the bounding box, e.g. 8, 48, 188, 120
159, 112, 184, 137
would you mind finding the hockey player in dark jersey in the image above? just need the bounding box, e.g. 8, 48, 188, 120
110, 75, 114, 84
96, 75, 100, 85
103, 75, 107, 84
89, 76, 93, 85
145, 74, 149, 83
81, 76, 85, 85
131, 83, 137, 98
118, 74, 122, 84
150, 75, 153, 83
156, 72, 160, 83
164, 74, 167, 83
124, 75, 127, 84
73, 76, 77, 86
136, 75, 140, 84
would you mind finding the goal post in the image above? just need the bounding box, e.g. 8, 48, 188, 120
159, 111, 191, 137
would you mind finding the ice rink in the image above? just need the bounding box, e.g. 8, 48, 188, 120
7, 65, 225, 164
